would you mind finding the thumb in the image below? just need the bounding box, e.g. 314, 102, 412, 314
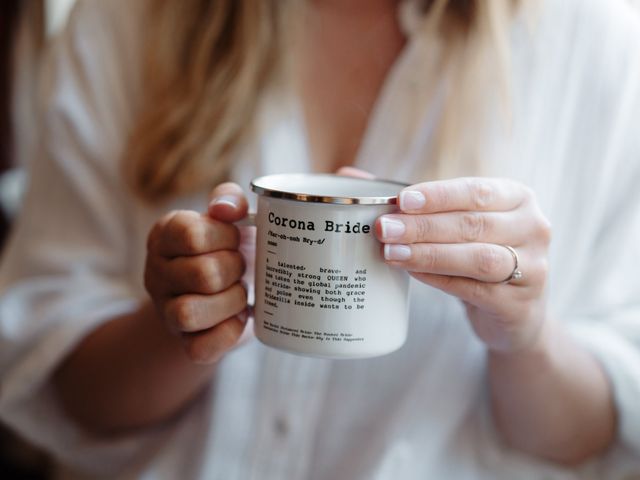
207, 182, 249, 223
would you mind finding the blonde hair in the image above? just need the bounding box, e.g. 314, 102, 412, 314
420, 0, 520, 180
125, 0, 520, 202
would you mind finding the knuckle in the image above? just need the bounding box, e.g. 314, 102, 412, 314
467, 179, 494, 210
536, 216, 552, 246
184, 336, 215, 364
438, 274, 457, 291
170, 212, 203, 254
468, 280, 488, 303
168, 296, 198, 332
232, 282, 249, 307
147, 211, 177, 252
476, 245, 502, 276
538, 258, 549, 279
530, 258, 549, 287
198, 257, 223, 292
182, 225, 202, 254
215, 319, 243, 351
414, 216, 433, 240
226, 251, 246, 280
209, 252, 242, 291
181, 226, 204, 255
460, 213, 486, 242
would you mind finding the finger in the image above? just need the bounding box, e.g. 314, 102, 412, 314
383, 242, 521, 283
376, 210, 531, 245
158, 250, 245, 296
181, 316, 246, 364
399, 177, 532, 214
335, 166, 376, 179
164, 283, 248, 333
149, 210, 240, 258
408, 272, 506, 309
208, 182, 249, 223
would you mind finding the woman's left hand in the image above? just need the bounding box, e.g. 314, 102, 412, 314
376, 177, 552, 354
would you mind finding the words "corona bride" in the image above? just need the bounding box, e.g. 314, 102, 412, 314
268, 211, 371, 234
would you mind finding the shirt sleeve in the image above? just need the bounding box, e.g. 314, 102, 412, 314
559, 0, 640, 457
567, 171, 640, 457
0, 0, 170, 475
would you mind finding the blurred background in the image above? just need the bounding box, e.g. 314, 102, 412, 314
1, 0, 640, 478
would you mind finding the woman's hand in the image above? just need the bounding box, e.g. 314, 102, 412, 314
376, 177, 552, 354
375, 176, 616, 464
145, 182, 251, 364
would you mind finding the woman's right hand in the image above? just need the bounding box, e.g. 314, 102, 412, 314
144, 183, 250, 364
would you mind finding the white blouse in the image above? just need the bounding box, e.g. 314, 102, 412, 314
1, 0, 640, 479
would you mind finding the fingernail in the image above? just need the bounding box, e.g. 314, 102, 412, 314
384, 244, 412, 261
400, 191, 425, 211
211, 195, 239, 209
380, 217, 405, 239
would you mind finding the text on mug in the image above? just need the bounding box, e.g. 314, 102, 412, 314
268, 212, 371, 234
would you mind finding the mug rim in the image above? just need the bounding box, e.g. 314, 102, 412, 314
250, 173, 408, 205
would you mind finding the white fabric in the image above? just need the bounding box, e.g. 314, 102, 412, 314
1, 0, 640, 479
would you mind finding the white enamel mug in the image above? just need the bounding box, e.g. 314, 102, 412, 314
247, 173, 410, 359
